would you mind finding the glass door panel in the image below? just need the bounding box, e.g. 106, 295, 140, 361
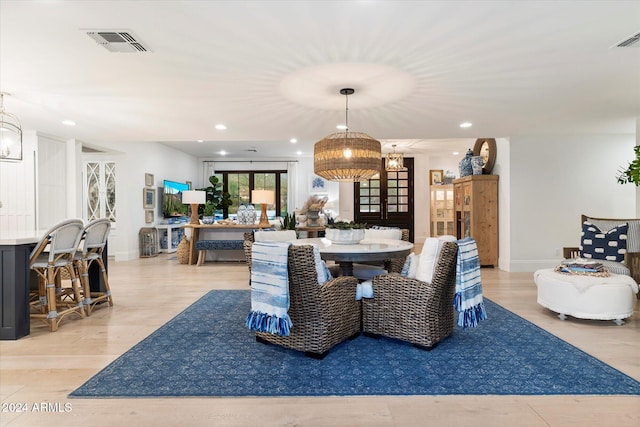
354, 158, 414, 241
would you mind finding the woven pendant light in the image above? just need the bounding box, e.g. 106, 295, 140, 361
314, 88, 381, 182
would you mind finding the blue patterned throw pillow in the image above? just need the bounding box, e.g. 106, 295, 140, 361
579, 221, 628, 262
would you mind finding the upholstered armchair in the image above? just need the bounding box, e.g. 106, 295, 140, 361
362, 241, 459, 350
250, 243, 361, 359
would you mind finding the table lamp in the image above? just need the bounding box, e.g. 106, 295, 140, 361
182, 190, 206, 225
251, 189, 275, 228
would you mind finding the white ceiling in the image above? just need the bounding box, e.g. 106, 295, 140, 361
1, 1, 638, 159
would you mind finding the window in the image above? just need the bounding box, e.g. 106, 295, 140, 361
214, 170, 287, 219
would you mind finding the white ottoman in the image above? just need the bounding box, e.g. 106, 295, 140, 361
533, 268, 638, 325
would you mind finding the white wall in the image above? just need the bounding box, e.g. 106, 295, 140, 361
95, 141, 200, 260
294, 157, 340, 217
0, 131, 74, 233
508, 133, 636, 272
0, 130, 37, 232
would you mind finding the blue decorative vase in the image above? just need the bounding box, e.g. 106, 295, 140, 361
237, 205, 247, 224
459, 149, 474, 177
247, 205, 256, 224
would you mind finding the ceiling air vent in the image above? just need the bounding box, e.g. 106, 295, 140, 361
86, 31, 150, 53
612, 31, 640, 48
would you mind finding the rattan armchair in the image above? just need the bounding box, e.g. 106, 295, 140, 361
252, 244, 361, 359
362, 241, 458, 350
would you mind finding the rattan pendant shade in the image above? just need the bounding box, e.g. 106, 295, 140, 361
314, 131, 381, 182
313, 88, 381, 182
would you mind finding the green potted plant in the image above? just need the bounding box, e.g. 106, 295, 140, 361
197, 176, 233, 217
617, 145, 640, 186
326, 221, 367, 230
325, 221, 368, 244
280, 212, 296, 230
201, 201, 215, 224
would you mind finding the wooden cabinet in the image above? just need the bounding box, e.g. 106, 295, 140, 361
453, 175, 498, 267
430, 185, 455, 237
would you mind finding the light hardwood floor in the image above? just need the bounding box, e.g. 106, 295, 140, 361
1, 254, 639, 427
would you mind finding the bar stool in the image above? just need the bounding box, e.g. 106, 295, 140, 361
74, 218, 113, 315
30, 219, 86, 332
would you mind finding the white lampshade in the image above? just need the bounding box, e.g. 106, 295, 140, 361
182, 190, 206, 205
251, 190, 275, 205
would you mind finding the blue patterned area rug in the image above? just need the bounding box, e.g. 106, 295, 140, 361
70, 290, 640, 397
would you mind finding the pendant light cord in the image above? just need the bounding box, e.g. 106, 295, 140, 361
344, 91, 349, 132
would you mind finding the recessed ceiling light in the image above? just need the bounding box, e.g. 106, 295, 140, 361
215, 124, 227, 130
62, 120, 76, 126
196, 139, 204, 143
452, 151, 460, 155
336, 124, 348, 130
459, 122, 472, 128
219, 150, 227, 156
296, 150, 302, 155
290, 138, 297, 143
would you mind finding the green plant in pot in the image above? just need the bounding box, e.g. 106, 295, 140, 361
197, 176, 233, 217
201, 202, 215, 224
280, 212, 296, 230
325, 221, 368, 244
326, 221, 367, 229
617, 145, 640, 187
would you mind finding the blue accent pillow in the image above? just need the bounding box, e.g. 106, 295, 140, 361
579, 221, 628, 262
311, 245, 333, 284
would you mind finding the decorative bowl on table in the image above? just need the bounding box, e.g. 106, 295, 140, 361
201, 216, 215, 225
325, 228, 365, 245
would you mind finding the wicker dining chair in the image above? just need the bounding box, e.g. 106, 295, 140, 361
362, 241, 459, 350
251, 243, 361, 359
74, 218, 113, 315
30, 219, 86, 331
244, 230, 298, 284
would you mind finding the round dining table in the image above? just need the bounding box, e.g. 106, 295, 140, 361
293, 238, 414, 277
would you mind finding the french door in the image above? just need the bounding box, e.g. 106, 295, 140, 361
354, 158, 414, 241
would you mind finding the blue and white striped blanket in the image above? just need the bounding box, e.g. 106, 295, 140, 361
453, 237, 487, 328
245, 241, 293, 336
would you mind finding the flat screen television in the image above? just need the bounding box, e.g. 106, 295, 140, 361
162, 180, 189, 218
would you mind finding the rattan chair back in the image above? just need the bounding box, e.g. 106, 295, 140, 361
252, 243, 360, 358
29, 219, 86, 331
363, 241, 459, 350
75, 218, 113, 315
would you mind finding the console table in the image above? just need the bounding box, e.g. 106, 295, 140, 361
183, 224, 259, 265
